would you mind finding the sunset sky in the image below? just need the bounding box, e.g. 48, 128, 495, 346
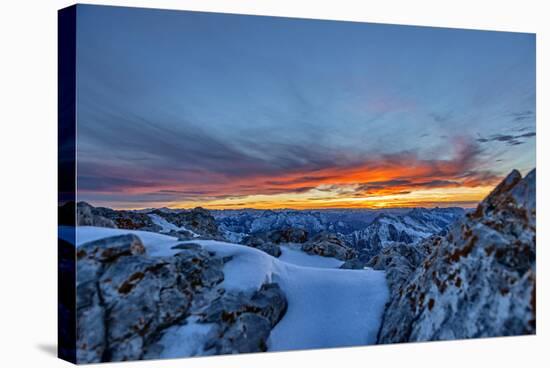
75, 5, 536, 210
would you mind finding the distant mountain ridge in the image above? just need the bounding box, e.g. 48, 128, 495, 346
68, 201, 466, 263
346, 207, 465, 258
212, 207, 464, 248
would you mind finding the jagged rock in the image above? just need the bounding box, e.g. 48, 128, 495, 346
239, 227, 310, 257
266, 227, 308, 244
76, 202, 162, 232
378, 169, 536, 343
76, 234, 288, 363
249, 283, 288, 326
215, 313, 272, 353
76, 202, 117, 228
152, 207, 223, 239
201, 283, 287, 354
241, 235, 281, 257
77, 234, 146, 262
301, 232, 356, 261
76, 235, 226, 363
366, 241, 428, 297
252, 242, 281, 257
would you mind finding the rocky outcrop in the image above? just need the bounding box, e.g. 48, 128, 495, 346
75, 203, 223, 240
76, 234, 222, 362
152, 207, 223, 239
266, 227, 308, 244
301, 232, 356, 261
241, 235, 282, 257
76, 202, 117, 228
76, 234, 287, 363
377, 169, 536, 343
238, 227, 310, 257
76, 202, 162, 232
366, 241, 428, 296
199, 283, 287, 354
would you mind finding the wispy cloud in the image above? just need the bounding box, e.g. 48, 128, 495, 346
509, 110, 534, 123
477, 131, 536, 146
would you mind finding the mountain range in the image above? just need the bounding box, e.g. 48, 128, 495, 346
58, 168, 536, 362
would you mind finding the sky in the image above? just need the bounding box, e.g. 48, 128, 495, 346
75, 5, 536, 210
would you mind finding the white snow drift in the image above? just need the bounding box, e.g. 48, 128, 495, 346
65, 226, 389, 356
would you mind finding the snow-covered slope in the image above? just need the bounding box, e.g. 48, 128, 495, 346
68, 226, 389, 355
213, 207, 463, 261
279, 245, 344, 268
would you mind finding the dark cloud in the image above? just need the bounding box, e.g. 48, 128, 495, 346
430, 111, 452, 124
476, 131, 536, 146
78, 175, 160, 192
352, 179, 461, 196
77, 101, 366, 195
265, 175, 341, 186
509, 110, 534, 122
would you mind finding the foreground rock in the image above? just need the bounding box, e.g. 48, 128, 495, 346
301, 232, 356, 261
76, 235, 287, 363
199, 283, 287, 354
377, 169, 536, 343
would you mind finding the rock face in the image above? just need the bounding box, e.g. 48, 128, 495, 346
301, 232, 356, 261
199, 283, 287, 354
76, 202, 162, 232
152, 207, 223, 239
241, 235, 282, 257
266, 228, 308, 244
76, 202, 117, 228
367, 242, 428, 293
377, 169, 536, 343
76, 234, 287, 363
238, 227, 311, 257
75, 202, 224, 240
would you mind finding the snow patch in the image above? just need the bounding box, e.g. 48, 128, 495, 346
279, 244, 344, 268
154, 317, 216, 358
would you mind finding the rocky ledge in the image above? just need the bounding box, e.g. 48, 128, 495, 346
375, 169, 536, 343
76, 234, 287, 363
301, 232, 356, 261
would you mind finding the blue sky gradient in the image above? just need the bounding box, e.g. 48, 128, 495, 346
75, 5, 535, 209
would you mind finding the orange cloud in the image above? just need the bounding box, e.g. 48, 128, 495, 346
84, 138, 503, 210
